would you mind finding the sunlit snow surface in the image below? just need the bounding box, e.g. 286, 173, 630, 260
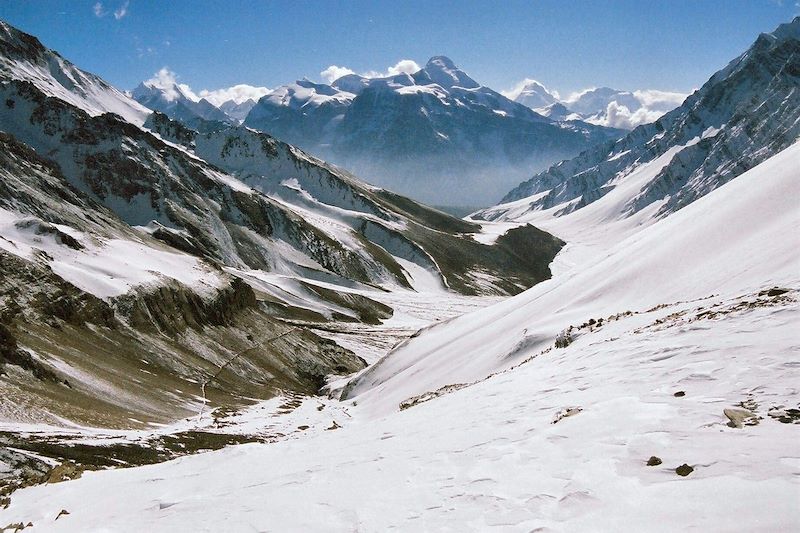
1, 143, 798, 531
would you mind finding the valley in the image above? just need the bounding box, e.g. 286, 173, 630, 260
0, 9, 798, 533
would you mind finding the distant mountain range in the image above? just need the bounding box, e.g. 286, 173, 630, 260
478, 17, 800, 226
132, 56, 625, 206
504, 80, 688, 130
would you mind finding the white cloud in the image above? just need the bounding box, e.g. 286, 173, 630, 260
113, 0, 129, 20
592, 101, 665, 130
632, 89, 688, 112
563, 87, 597, 104
144, 68, 270, 106
199, 84, 272, 106
320, 59, 422, 84
385, 59, 421, 77
93, 2, 106, 17
320, 65, 356, 84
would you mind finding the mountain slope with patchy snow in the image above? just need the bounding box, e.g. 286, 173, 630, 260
1, 136, 797, 533
0, 20, 150, 126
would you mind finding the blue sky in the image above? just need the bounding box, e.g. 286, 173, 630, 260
1, 0, 797, 96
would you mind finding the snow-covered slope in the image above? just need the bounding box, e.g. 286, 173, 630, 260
244, 56, 623, 206
1, 140, 797, 533
345, 139, 800, 414
486, 17, 800, 224
0, 20, 150, 126
2, 286, 797, 531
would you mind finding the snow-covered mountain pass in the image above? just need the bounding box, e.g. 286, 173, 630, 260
343, 139, 800, 416
1, 159, 797, 528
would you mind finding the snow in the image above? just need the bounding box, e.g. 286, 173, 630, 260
345, 140, 800, 415
1, 289, 797, 532
0, 26, 151, 127
1, 114, 798, 533
1, 20, 798, 531
469, 221, 524, 245
2, 127, 797, 533
0, 208, 224, 299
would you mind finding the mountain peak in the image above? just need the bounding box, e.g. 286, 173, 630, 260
415, 55, 479, 89
765, 15, 800, 43
426, 55, 457, 69
513, 79, 558, 109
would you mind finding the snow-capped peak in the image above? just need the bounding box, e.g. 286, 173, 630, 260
511, 79, 559, 109
131, 71, 232, 125
413, 55, 480, 89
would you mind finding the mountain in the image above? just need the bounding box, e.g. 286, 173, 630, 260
0, 20, 149, 125
482, 17, 800, 225
218, 98, 257, 122
535, 101, 580, 121
510, 78, 559, 109
0, 20, 564, 428
1, 17, 798, 532
244, 57, 624, 206
345, 15, 800, 412
507, 79, 687, 130
3, 91, 798, 533
131, 79, 233, 129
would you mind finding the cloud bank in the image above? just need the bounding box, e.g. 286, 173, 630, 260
320, 59, 422, 84
199, 85, 273, 106
143, 68, 271, 105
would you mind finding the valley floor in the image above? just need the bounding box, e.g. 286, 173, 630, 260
0, 284, 798, 532
2, 137, 799, 530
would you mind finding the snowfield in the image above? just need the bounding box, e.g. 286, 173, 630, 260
347, 140, 800, 415
0, 208, 225, 300
0, 287, 797, 532
1, 131, 797, 533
